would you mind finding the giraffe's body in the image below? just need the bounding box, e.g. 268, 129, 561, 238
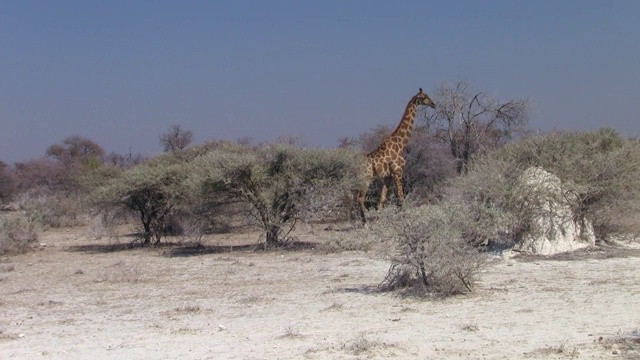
355, 88, 435, 223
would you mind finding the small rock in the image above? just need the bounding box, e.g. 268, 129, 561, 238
18, 333, 26, 338
218, 324, 226, 331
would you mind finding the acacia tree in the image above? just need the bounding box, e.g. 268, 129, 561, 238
33, 135, 107, 194
94, 156, 188, 244
46, 135, 105, 165
192, 143, 365, 246
425, 81, 531, 174
160, 124, 194, 153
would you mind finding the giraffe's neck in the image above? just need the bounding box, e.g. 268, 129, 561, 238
389, 99, 418, 148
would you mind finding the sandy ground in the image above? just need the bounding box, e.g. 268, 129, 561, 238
1, 225, 639, 360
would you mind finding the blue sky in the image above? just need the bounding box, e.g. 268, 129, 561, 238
1, 1, 638, 163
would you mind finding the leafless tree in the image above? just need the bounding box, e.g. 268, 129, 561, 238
160, 124, 194, 153
13, 158, 69, 193
270, 135, 305, 146
401, 126, 457, 202
425, 81, 531, 174
235, 136, 254, 146
105, 147, 146, 168
340, 124, 408, 154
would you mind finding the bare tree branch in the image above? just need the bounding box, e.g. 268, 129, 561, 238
160, 125, 194, 153
424, 80, 531, 174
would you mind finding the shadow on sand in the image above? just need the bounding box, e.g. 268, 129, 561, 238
66, 237, 319, 257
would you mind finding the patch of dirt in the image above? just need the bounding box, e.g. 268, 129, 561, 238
513, 242, 640, 262
0, 225, 639, 359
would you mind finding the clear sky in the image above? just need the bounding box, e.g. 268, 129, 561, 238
1, 1, 638, 163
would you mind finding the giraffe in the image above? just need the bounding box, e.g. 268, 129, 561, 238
354, 88, 436, 224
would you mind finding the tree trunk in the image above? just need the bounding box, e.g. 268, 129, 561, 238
266, 225, 280, 247
138, 208, 152, 245
142, 219, 152, 245
460, 121, 473, 174
420, 264, 429, 287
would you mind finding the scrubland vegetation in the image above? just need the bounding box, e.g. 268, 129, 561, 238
2, 81, 640, 297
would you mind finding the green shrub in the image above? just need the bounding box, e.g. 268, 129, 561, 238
15, 190, 88, 229
93, 154, 190, 244
0, 213, 39, 255
451, 128, 640, 243
370, 204, 487, 296
190, 143, 366, 246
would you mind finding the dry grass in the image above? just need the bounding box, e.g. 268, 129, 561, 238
0, 264, 15, 272
16, 192, 89, 229
0, 213, 39, 255
0, 330, 21, 342
37, 300, 64, 307
86, 215, 106, 240
170, 327, 199, 335
343, 333, 385, 355
324, 301, 344, 311
94, 260, 142, 283
279, 325, 303, 339
319, 229, 377, 253
461, 323, 480, 332
237, 295, 266, 305
12, 287, 35, 294
524, 343, 580, 358
174, 304, 201, 313
594, 331, 640, 358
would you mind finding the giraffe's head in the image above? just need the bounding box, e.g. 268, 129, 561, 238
414, 88, 436, 109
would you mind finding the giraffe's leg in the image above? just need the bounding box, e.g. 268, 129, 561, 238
392, 172, 405, 207
346, 191, 355, 221
378, 183, 388, 210
356, 189, 366, 224
378, 177, 394, 210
